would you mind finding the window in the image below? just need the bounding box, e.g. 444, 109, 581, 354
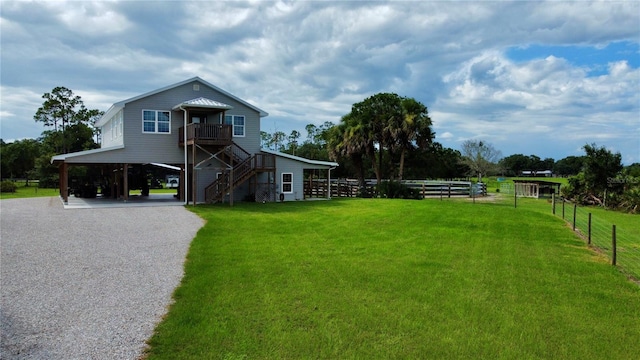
281, 173, 293, 194
143, 110, 171, 133
224, 115, 245, 137
109, 111, 123, 140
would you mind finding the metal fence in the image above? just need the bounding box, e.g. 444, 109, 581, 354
550, 197, 640, 282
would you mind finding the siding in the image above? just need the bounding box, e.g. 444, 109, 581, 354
101, 110, 124, 148
273, 157, 306, 201
99, 79, 262, 164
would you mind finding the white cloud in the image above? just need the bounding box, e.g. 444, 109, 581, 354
0, 0, 638, 163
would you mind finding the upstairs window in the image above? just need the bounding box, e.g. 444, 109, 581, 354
143, 110, 171, 133
224, 115, 245, 137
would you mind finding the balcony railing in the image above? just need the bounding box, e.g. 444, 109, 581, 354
179, 123, 232, 146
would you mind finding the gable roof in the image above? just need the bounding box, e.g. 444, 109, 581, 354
96, 77, 268, 126
261, 149, 339, 168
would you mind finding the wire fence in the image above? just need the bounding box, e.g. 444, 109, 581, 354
500, 183, 639, 281
550, 198, 640, 282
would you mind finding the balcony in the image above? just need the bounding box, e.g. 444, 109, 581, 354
179, 123, 233, 146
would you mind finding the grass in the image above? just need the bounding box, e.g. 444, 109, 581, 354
145, 198, 640, 359
0, 183, 176, 200
0, 183, 59, 199
484, 176, 568, 194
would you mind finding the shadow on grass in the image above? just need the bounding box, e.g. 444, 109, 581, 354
189, 197, 353, 215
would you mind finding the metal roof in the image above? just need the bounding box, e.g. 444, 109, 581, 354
172, 97, 233, 110
260, 149, 339, 168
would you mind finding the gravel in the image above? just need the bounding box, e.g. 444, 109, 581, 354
1, 197, 204, 359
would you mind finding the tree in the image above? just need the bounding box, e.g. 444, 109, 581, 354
499, 154, 531, 176
392, 97, 433, 180
33, 86, 100, 154
404, 142, 468, 179
553, 156, 585, 176
582, 143, 622, 196
327, 114, 372, 186
332, 93, 433, 186
460, 140, 502, 182
624, 163, 640, 178
286, 130, 301, 155
0, 139, 42, 183
260, 131, 271, 148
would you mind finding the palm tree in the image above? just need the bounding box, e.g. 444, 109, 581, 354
327, 114, 372, 187
393, 97, 433, 180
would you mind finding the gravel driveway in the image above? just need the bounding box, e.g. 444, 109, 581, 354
1, 197, 204, 359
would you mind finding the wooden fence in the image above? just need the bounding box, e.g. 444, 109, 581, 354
304, 179, 487, 199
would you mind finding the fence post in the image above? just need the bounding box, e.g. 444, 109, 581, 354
552, 193, 556, 215
588, 213, 592, 245
448, 184, 451, 198
562, 199, 565, 220
514, 187, 517, 208
572, 204, 577, 231
612, 225, 617, 266
472, 183, 475, 203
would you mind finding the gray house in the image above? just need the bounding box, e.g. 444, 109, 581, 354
52, 77, 338, 204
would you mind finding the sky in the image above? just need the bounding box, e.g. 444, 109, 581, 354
1, 0, 639, 164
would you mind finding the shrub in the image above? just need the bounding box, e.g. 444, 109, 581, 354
1, 180, 17, 193
378, 181, 422, 200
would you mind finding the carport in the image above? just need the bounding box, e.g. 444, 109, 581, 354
51, 146, 184, 207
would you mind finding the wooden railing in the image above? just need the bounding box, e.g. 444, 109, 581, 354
204, 149, 276, 204
179, 124, 232, 145
254, 153, 275, 170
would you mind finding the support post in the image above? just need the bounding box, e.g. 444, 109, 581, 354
60, 163, 68, 203
562, 199, 565, 220
123, 163, 129, 202
572, 204, 577, 231
552, 193, 556, 215
192, 144, 196, 205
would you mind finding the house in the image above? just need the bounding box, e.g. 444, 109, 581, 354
52, 77, 338, 205
521, 170, 554, 177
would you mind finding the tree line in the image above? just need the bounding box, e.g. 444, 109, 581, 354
1, 87, 102, 187
2, 87, 639, 212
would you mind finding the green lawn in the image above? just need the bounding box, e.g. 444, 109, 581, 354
0, 184, 59, 199
145, 199, 640, 359
0, 185, 176, 199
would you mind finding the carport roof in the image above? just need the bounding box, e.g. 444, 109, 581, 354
51, 145, 125, 164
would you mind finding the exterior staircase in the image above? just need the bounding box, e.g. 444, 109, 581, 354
204, 142, 273, 203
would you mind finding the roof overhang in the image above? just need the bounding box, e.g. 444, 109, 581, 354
148, 163, 182, 171
172, 97, 234, 111
261, 149, 339, 168
51, 145, 125, 164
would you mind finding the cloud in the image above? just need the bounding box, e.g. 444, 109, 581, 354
0, 1, 638, 163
